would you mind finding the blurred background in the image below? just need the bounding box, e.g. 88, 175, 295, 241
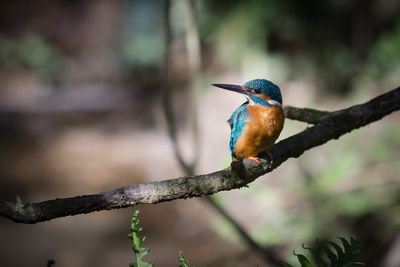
0, 0, 399, 266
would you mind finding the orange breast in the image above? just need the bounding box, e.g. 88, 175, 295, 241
234, 104, 284, 159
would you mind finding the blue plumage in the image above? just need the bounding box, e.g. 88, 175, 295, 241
228, 101, 249, 156
227, 79, 282, 155
213, 78, 284, 161
244, 79, 282, 105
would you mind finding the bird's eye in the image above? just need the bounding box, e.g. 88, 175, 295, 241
254, 89, 261, 94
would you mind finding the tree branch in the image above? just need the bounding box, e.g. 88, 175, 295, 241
283, 106, 331, 124
0, 87, 399, 224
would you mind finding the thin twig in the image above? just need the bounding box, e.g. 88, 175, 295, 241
203, 197, 284, 266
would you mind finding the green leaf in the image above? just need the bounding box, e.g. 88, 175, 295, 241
128, 210, 154, 267
336, 237, 363, 266
328, 241, 345, 259
178, 251, 193, 267
340, 238, 352, 253
293, 252, 313, 267
319, 241, 339, 265
303, 243, 327, 267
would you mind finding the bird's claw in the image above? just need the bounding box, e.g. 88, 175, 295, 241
247, 156, 262, 165
247, 154, 273, 170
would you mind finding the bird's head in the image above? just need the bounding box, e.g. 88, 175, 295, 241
213, 78, 282, 106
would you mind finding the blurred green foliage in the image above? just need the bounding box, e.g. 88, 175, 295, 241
2, 0, 398, 94
120, 0, 165, 67
0, 33, 60, 74
363, 20, 400, 85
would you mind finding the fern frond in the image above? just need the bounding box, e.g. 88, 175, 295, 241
286, 237, 363, 267
178, 251, 194, 267
128, 210, 154, 267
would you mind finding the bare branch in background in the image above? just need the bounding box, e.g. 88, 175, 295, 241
205, 195, 284, 266
161, 0, 194, 175
0, 86, 398, 225
184, 0, 201, 75
162, 1, 283, 265
183, 0, 201, 168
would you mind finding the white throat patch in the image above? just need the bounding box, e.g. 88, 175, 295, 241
246, 97, 282, 107
267, 99, 282, 107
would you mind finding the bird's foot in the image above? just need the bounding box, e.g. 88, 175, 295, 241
247, 156, 262, 165
237, 154, 273, 171
257, 151, 273, 170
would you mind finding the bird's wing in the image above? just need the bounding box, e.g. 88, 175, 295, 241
228, 101, 249, 155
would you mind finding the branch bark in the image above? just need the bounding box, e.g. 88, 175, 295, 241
283, 106, 331, 124
0, 87, 399, 224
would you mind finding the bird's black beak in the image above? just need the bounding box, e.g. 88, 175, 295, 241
212, 83, 250, 95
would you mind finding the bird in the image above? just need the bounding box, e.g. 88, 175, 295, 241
213, 79, 284, 166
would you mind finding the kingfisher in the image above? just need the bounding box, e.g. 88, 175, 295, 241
213, 79, 284, 166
